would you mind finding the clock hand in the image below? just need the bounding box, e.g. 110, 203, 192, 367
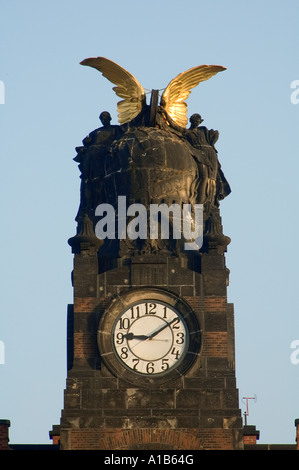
124, 318, 177, 347
148, 317, 177, 340
123, 332, 149, 341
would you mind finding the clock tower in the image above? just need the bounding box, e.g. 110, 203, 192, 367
59, 58, 243, 450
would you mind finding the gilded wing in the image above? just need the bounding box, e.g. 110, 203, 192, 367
80, 57, 146, 124
161, 65, 227, 128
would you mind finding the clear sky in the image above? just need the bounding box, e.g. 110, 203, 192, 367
1, 0, 299, 445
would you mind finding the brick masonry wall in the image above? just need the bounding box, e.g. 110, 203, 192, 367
243, 435, 257, 445
204, 297, 227, 310
60, 243, 243, 450
63, 427, 238, 450
0, 420, 10, 450
73, 332, 98, 358
202, 332, 228, 357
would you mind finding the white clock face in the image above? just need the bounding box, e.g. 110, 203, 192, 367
112, 301, 188, 375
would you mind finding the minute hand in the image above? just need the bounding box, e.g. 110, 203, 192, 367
148, 318, 177, 340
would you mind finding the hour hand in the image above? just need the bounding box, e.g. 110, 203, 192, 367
123, 332, 149, 341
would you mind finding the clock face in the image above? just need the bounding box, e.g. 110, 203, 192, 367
112, 300, 188, 376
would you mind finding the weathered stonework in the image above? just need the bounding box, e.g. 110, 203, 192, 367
60, 62, 243, 449
60, 222, 243, 449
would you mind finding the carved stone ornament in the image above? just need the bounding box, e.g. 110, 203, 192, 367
71, 57, 231, 257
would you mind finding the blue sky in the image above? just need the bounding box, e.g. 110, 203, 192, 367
1, 0, 299, 445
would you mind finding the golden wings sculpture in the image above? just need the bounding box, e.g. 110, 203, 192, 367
80, 56, 226, 128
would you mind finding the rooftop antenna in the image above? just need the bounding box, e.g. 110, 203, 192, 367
242, 395, 257, 426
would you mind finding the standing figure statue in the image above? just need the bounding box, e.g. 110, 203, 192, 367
83, 111, 123, 147
185, 113, 230, 208
74, 111, 123, 223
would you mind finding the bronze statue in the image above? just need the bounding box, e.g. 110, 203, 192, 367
83, 111, 123, 147
184, 113, 230, 207
80, 56, 226, 128
74, 57, 230, 255
74, 111, 123, 221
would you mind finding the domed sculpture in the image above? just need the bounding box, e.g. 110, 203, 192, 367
71, 57, 230, 256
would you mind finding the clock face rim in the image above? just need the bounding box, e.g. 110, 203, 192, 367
97, 288, 201, 386
111, 299, 189, 377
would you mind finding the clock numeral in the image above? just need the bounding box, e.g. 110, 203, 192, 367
176, 332, 185, 345
120, 347, 129, 359
171, 347, 180, 360
116, 332, 124, 344
163, 306, 167, 318
145, 303, 157, 315
118, 317, 130, 330
161, 358, 169, 371
130, 306, 140, 319
172, 318, 180, 329
132, 358, 139, 371
146, 362, 155, 374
